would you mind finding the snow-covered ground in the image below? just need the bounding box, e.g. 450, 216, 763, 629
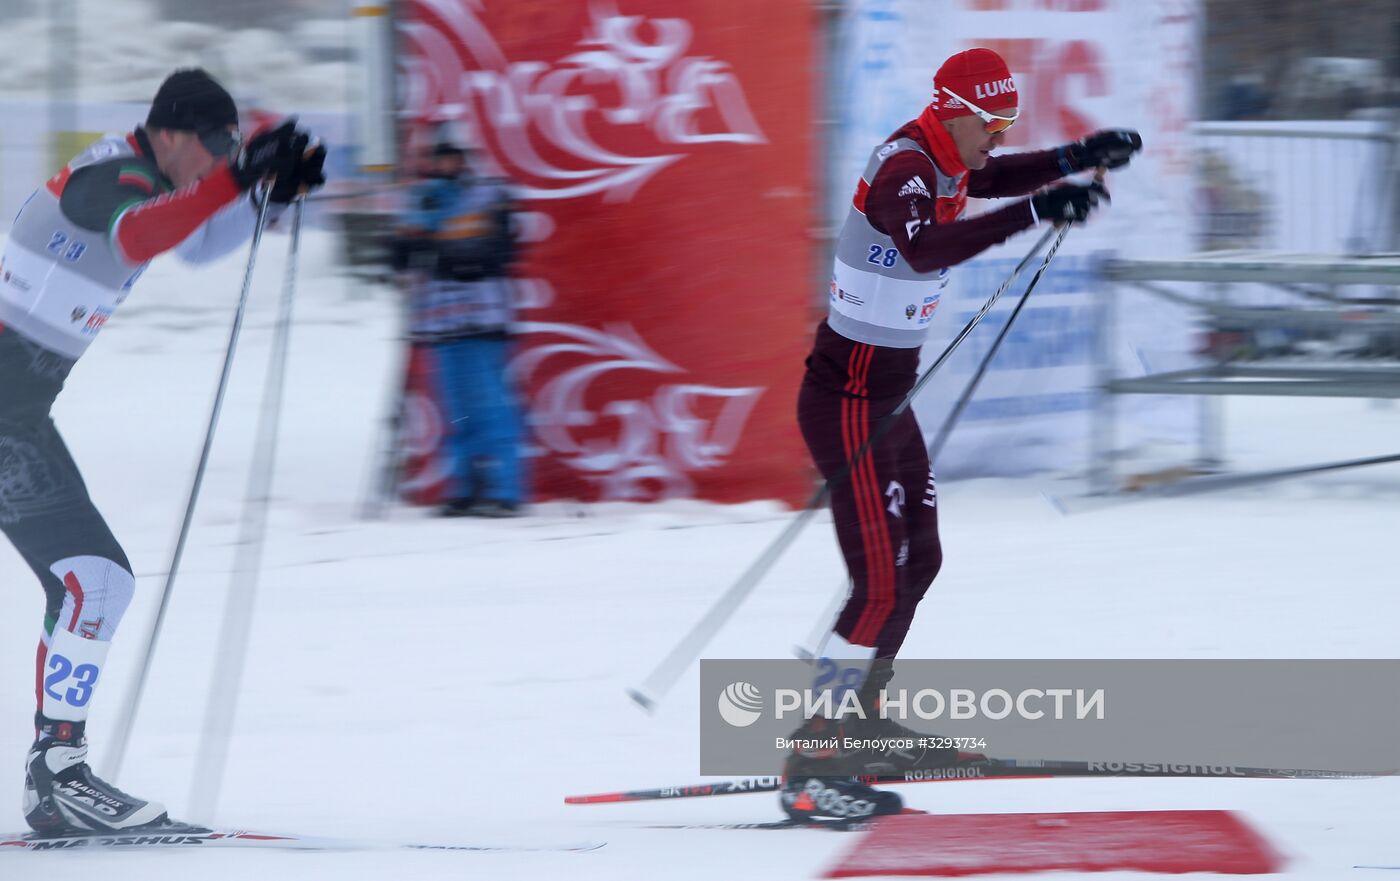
2, 230, 1399, 879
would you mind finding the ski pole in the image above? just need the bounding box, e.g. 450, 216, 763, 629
106, 190, 276, 779
188, 199, 304, 822
924, 168, 1102, 461
628, 223, 1061, 712
925, 218, 1073, 461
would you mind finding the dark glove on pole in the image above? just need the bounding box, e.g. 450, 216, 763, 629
269, 139, 328, 204
1058, 129, 1143, 174
1031, 180, 1110, 224
230, 119, 302, 190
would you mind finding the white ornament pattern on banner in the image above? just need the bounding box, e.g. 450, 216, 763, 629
401, 0, 767, 202
511, 321, 764, 500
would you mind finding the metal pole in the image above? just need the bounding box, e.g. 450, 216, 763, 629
105, 193, 276, 780
1197, 282, 1227, 469
1090, 265, 1119, 494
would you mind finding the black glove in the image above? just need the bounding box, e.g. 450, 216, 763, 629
1061, 129, 1143, 172
230, 119, 302, 190
268, 138, 327, 204
1031, 181, 1110, 224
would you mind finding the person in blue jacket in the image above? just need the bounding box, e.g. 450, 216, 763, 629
393, 139, 526, 517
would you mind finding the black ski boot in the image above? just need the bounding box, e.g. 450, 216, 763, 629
777, 661, 963, 821
779, 709, 904, 823
24, 717, 168, 836
779, 774, 903, 824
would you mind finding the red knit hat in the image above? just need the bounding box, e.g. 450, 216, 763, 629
931, 48, 1018, 124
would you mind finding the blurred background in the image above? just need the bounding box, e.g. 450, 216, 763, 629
1205, 0, 1399, 120
0, 0, 1397, 506
2, 5, 1399, 870
3, 0, 1395, 117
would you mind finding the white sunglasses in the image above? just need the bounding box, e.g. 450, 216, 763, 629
940, 86, 1018, 134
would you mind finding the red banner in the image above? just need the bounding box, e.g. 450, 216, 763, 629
398, 0, 815, 505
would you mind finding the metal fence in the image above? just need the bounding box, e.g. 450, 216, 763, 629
1192, 120, 1400, 254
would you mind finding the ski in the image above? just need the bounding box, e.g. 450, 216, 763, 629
0, 827, 605, 853
566, 756, 1386, 805
646, 820, 836, 831
645, 819, 868, 831
644, 808, 927, 832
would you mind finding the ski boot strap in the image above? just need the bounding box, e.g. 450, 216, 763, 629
35, 714, 86, 744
